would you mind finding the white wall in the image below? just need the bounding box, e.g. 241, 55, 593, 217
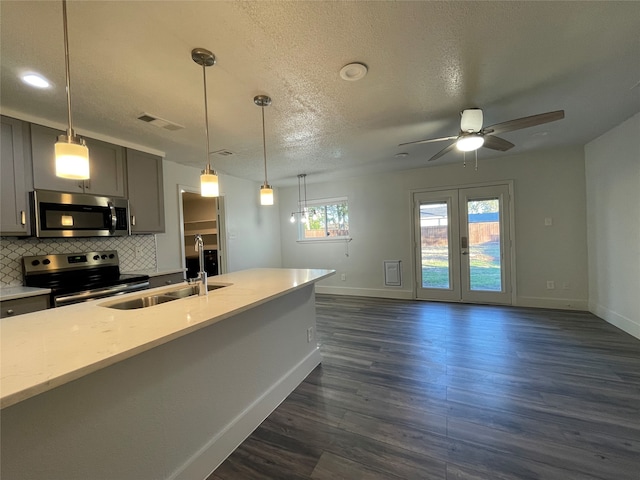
585, 113, 640, 339
155, 160, 282, 273
279, 146, 589, 310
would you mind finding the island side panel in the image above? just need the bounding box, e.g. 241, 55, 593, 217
0, 284, 321, 480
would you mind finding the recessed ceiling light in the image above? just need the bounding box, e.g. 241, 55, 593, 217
21, 73, 51, 89
339, 62, 368, 81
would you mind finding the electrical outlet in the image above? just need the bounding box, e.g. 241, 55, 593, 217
307, 327, 313, 343
341, 273, 346, 281
546, 280, 555, 290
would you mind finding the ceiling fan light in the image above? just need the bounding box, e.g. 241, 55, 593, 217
260, 184, 274, 205
55, 135, 89, 179
457, 134, 484, 152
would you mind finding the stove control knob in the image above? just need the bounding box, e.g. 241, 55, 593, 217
101, 255, 107, 260
93, 255, 100, 261
108, 253, 115, 259
43, 259, 51, 265
31, 260, 40, 266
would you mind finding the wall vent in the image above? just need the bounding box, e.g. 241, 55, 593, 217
384, 260, 402, 287
137, 113, 184, 131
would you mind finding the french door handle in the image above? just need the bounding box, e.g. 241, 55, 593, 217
461, 250, 469, 255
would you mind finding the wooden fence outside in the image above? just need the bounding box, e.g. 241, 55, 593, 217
421, 222, 499, 246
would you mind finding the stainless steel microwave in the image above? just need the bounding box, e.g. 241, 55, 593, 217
30, 190, 130, 238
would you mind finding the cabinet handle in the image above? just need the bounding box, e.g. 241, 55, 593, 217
78, 182, 83, 189
20, 210, 26, 225
165, 280, 172, 285
85, 180, 91, 190
6, 309, 15, 316
131, 215, 136, 226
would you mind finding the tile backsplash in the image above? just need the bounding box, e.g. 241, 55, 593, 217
0, 235, 157, 287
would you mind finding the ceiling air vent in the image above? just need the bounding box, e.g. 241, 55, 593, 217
137, 113, 184, 131
212, 149, 234, 157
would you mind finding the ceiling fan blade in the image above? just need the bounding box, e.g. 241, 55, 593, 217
483, 110, 565, 135
398, 135, 458, 147
482, 135, 515, 151
428, 142, 457, 162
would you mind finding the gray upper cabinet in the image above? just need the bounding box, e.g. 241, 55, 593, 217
30, 124, 126, 197
126, 149, 165, 233
1, 116, 32, 235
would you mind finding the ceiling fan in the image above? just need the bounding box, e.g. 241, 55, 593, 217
399, 108, 565, 162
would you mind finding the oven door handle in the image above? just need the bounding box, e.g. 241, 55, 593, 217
108, 201, 117, 233
54, 281, 150, 307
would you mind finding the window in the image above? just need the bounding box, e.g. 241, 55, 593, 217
298, 197, 349, 241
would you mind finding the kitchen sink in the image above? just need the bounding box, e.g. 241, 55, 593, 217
103, 283, 227, 310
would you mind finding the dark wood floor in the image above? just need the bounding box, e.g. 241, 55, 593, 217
210, 295, 640, 479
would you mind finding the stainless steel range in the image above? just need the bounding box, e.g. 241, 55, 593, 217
22, 251, 150, 307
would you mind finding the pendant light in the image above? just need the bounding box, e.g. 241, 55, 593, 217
192, 48, 219, 197
254, 95, 274, 205
290, 174, 309, 222
55, 0, 89, 180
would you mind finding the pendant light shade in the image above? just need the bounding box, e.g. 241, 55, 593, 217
260, 185, 274, 205
254, 95, 274, 206
55, 0, 89, 180
55, 135, 89, 179
200, 165, 219, 197
192, 48, 219, 198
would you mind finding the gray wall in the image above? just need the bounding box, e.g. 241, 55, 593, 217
585, 112, 640, 339
278, 146, 589, 310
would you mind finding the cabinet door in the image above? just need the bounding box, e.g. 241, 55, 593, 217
0, 295, 50, 318
1, 116, 31, 235
126, 149, 165, 233
31, 124, 85, 193
83, 138, 125, 197
31, 124, 125, 196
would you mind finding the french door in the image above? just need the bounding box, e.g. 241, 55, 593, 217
414, 184, 513, 304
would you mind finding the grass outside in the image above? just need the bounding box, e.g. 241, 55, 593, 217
422, 241, 501, 291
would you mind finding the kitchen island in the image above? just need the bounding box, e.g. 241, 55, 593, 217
1, 268, 334, 480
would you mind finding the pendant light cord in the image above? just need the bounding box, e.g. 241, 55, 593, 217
201, 62, 211, 170
261, 106, 268, 185
62, 0, 74, 139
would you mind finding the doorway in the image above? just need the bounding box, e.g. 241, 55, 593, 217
413, 184, 513, 304
178, 186, 227, 279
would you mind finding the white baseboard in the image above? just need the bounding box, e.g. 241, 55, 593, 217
172, 348, 323, 480
515, 296, 588, 311
315, 285, 413, 300
589, 302, 640, 340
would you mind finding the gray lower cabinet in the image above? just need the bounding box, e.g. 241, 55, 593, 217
1, 295, 50, 318
30, 124, 126, 197
126, 149, 165, 233
1, 116, 32, 235
148, 272, 185, 289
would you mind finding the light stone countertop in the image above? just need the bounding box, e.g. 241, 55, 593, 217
0, 268, 334, 409
0, 286, 51, 301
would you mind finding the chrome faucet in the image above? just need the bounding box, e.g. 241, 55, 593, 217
192, 234, 208, 296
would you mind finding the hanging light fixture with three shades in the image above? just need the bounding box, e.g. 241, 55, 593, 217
254, 95, 274, 206
54, 0, 90, 180
192, 48, 219, 197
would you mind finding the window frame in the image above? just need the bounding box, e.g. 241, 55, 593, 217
296, 196, 350, 243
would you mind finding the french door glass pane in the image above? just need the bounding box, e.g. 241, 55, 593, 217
420, 202, 450, 289
467, 198, 502, 291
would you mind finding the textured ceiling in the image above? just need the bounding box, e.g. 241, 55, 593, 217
1, 1, 639, 186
